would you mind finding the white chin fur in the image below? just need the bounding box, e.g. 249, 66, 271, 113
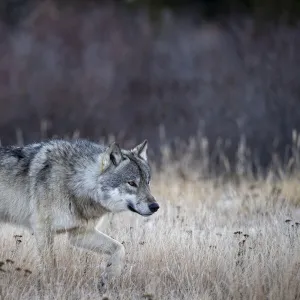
128, 203, 152, 216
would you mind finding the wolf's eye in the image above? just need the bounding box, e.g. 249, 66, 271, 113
127, 181, 137, 188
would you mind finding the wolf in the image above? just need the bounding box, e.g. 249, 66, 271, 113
0, 138, 159, 289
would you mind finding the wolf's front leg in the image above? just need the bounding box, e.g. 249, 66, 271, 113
34, 225, 56, 270
68, 227, 125, 291
31, 213, 56, 273
31, 219, 57, 295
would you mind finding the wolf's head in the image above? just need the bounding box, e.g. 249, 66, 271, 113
97, 140, 159, 216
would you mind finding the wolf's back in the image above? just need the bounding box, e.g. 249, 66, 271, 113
0, 144, 44, 225
0, 144, 44, 181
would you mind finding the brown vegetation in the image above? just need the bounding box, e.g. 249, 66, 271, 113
0, 139, 300, 299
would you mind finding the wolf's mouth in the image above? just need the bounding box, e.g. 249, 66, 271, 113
127, 204, 152, 217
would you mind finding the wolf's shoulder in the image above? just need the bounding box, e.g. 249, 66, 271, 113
27, 138, 106, 154
50, 139, 106, 156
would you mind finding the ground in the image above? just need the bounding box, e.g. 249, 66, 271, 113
0, 165, 300, 300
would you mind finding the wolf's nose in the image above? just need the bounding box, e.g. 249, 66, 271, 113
148, 203, 159, 213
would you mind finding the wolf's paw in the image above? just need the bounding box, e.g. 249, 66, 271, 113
98, 272, 108, 294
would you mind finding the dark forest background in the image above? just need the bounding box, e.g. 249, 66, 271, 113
0, 0, 300, 171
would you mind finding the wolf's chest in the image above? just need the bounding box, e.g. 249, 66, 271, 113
51, 204, 82, 232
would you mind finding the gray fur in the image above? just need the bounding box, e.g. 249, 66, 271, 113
0, 138, 159, 291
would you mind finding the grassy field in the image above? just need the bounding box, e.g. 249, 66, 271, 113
0, 146, 300, 300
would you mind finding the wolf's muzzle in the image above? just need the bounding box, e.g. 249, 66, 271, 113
148, 202, 159, 213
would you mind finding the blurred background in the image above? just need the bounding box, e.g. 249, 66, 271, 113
0, 0, 300, 173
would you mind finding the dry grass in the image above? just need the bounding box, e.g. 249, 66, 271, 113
0, 160, 300, 300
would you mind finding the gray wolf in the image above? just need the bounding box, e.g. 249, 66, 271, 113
0, 138, 159, 289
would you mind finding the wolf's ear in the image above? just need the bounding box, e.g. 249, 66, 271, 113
131, 140, 148, 161
100, 142, 123, 172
